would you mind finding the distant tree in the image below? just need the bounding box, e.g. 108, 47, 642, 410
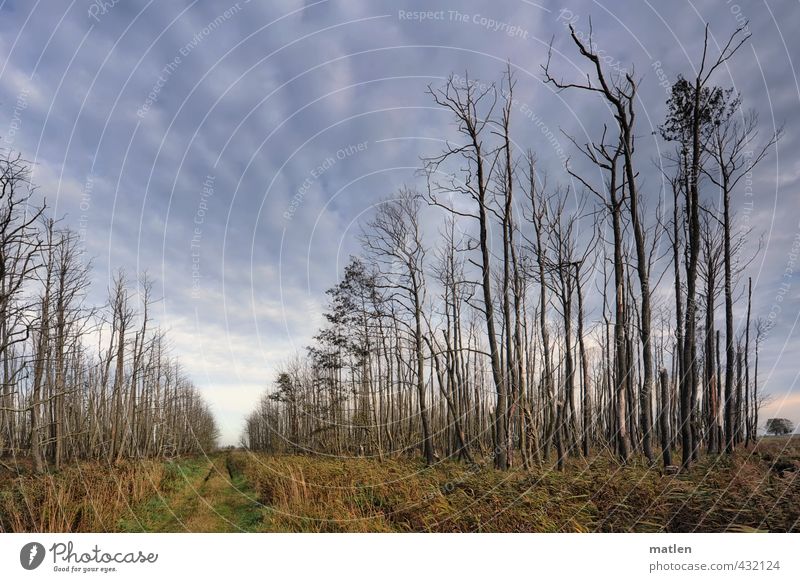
269, 372, 300, 451
765, 418, 795, 436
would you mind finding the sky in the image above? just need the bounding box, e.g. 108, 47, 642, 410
0, 0, 798, 446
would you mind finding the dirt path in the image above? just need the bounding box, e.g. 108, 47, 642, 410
120, 454, 264, 532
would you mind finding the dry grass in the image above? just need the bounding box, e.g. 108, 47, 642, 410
233, 438, 800, 532
1, 438, 796, 532
0, 459, 167, 532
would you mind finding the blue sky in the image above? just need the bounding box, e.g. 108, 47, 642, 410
1, 0, 798, 445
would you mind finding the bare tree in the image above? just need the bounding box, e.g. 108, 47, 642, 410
425, 74, 509, 469
543, 20, 657, 464
361, 188, 435, 465
0, 153, 45, 457
704, 101, 780, 452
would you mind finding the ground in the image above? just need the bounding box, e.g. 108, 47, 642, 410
118, 455, 263, 532
1, 437, 798, 533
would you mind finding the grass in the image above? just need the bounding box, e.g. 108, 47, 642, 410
1, 437, 797, 532
119, 454, 264, 532
0, 459, 166, 532
234, 438, 800, 532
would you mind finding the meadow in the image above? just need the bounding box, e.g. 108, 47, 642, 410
1, 437, 797, 533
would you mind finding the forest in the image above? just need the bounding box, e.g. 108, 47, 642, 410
244, 23, 784, 474
0, 154, 219, 474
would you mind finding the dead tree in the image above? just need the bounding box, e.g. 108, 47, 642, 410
555, 124, 630, 463
659, 368, 673, 468
361, 188, 435, 465
425, 75, 509, 469
524, 154, 557, 461
543, 21, 656, 463
704, 100, 779, 452
0, 153, 45, 456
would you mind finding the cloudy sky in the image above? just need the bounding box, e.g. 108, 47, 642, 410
1, 0, 798, 445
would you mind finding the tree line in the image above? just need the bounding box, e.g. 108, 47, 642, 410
0, 153, 218, 473
244, 23, 781, 471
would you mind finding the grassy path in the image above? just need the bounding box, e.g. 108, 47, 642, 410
120, 454, 265, 532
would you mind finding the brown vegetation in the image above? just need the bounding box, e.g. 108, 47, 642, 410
0, 459, 166, 532
2, 439, 797, 532
233, 441, 799, 532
